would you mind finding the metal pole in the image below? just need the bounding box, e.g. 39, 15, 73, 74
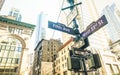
78, 71, 80, 75
82, 58, 88, 75
61, 2, 82, 10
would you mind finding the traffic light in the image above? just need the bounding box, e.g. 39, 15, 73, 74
88, 54, 102, 69
67, 56, 82, 70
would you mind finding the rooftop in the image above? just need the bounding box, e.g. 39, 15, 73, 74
0, 16, 35, 29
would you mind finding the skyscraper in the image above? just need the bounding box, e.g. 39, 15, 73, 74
102, 3, 120, 43
34, 12, 47, 48
102, 3, 120, 61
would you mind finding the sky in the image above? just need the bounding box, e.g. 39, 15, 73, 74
0, 0, 64, 52
0, 0, 62, 25
0, 0, 118, 51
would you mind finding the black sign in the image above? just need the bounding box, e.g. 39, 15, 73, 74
81, 15, 108, 38
48, 21, 75, 35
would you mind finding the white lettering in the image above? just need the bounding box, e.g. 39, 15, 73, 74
53, 24, 62, 30
63, 27, 70, 32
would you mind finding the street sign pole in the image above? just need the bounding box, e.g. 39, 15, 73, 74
48, 2, 108, 74
82, 58, 88, 75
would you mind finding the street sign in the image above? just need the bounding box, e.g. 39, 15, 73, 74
67, 7, 78, 25
48, 21, 75, 35
81, 15, 108, 38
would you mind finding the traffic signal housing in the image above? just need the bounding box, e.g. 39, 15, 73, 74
67, 56, 82, 70
88, 54, 102, 69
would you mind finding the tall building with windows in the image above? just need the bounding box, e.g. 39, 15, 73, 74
34, 12, 47, 48
0, 16, 35, 75
102, 3, 120, 61
32, 39, 62, 75
8, 8, 22, 21
102, 3, 120, 43
0, 0, 5, 11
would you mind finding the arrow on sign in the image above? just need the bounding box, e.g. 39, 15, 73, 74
48, 21, 75, 35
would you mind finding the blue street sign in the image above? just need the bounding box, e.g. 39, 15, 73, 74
81, 15, 108, 38
48, 21, 75, 35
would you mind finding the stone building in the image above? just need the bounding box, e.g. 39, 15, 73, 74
0, 16, 35, 75
32, 39, 62, 75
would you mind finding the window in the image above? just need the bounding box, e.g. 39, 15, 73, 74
0, 50, 5, 57
61, 51, 63, 55
2, 58, 7, 64
113, 65, 119, 74
6, 46, 10, 50
62, 57, 63, 61
48, 48, 49, 51
0, 58, 2, 63
8, 51, 14, 58
8, 27, 15, 33
1, 45, 6, 50
17, 47, 22, 52
15, 58, 19, 64
0, 45, 1, 51
63, 71, 67, 75
62, 64, 64, 68
14, 67, 18, 72
65, 63, 67, 68
3, 51, 9, 57
14, 28, 23, 34
64, 55, 66, 60
106, 64, 113, 75
13, 13, 18, 17
64, 49, 66, 53
7, 58, 12, 64
12, 59, 15, 64
47, 59, 49, 62
10, 46, 15, 51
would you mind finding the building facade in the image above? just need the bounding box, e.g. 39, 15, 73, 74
0, 16, 35, 75
55, 0, 120, 75
101, 3, 120, 62
32, 39, 62, 75
110, 40, 120, 60
0, 0, 5, 11
97, 50, 120, 75
102, 3, 120, 43
54, 41, 73, 75
8, 8, 22, 21
54, 39, 120, 75
34, 12, 47, 48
